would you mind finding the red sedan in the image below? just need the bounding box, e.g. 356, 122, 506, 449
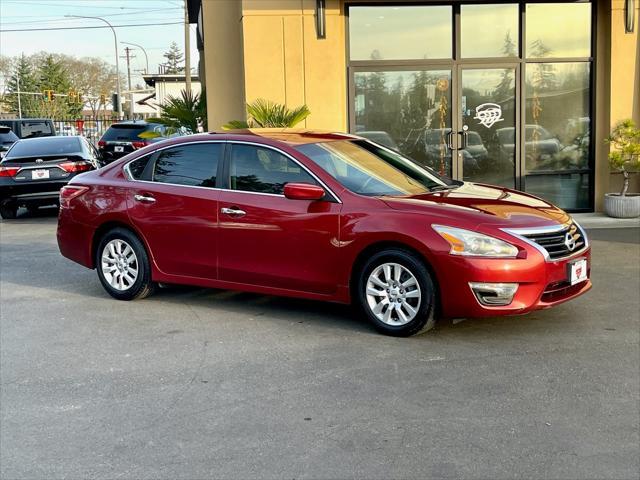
57, 130, 591, 336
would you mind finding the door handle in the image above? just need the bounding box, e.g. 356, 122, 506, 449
134, 194, 156, 204
445, 131, 454, 150
221, 207, 246, 217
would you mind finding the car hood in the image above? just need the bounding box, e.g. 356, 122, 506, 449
381, 182, 571, 229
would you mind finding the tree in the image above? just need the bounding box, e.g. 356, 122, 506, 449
37, 54, 79, 118
223, 99, 310, 129
5, 54, 39, 117
66, 57, 118, 118
146, 89, 206, 134
162, 42, 184, 74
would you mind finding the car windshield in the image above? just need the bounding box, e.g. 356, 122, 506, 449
4, 137, 82, 159
296, 139, 454, 196
101, 124, 161, 141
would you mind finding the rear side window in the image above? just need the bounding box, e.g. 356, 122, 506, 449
152, 143, 221, 187
0, 130, 19, 145
20, 121, 52, 138
229, 144, 316, 195
102, 124, 162, 141
127, 154, 152, 179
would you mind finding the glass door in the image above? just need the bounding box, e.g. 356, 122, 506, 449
455, 65, 519, 189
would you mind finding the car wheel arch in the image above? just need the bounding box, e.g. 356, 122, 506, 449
348, 240, 442, 312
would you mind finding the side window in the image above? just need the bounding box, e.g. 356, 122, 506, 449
152, 143, 221, 187
229, 144, 316, 194
127, 154, 152, 179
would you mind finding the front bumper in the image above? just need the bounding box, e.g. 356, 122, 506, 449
433, 247, 592, 318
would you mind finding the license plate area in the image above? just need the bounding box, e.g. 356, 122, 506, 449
31, 169, 50, 180
114, 146, 124, 153
567, 258, 588, 285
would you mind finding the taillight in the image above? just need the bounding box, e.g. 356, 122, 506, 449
59, 161, 93, 173
59, 185, 89, 208
132, 141, 149, 149
97, 140, 106, 148
0, 166, 20, 177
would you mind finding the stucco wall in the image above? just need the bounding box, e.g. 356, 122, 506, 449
241, 0, 347, 130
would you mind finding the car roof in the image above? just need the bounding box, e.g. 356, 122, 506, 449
16, 135, 84, 143
109, 121, 161, 127
197, 128, 359, 146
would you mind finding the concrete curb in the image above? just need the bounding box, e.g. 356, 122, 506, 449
572, 213, 640, 229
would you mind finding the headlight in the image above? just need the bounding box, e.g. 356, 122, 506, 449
432, 225, 519, 258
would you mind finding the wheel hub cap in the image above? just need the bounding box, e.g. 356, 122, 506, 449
101, 239, 139, 291
365, 262, 422, 326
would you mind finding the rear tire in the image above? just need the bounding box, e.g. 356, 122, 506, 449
96, 227, 156, 301
356, 248, 437, 337
0, 201, 18, 219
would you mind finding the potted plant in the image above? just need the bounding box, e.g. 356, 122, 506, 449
604, 119, 640, 218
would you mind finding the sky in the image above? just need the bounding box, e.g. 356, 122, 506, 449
0, 0, 198, 88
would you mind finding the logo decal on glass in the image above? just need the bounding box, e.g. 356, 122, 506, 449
474, 103, 504, 128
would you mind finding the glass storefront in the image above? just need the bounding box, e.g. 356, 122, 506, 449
348, 2, 594, 211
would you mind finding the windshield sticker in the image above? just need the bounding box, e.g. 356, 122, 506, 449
474, 103, 504, 128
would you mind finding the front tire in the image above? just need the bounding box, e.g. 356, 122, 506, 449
96, 228, 156, 300
357, 249, 437, 337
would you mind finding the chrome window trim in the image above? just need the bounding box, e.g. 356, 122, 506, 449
501, 220, 589, 262
122, 139, 342, 203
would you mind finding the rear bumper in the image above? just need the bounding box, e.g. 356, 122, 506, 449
56, 206, 95, 268
434, 248, 592, 318
0, 180, 68, 205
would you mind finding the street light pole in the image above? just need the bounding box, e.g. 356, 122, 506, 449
65, 15, 123, 119
121, 41, 149, 74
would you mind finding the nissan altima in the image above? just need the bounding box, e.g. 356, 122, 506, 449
57, 130, 591, 336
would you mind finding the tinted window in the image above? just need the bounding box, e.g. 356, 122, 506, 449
5, 137, 82, 158
229, 144, 316, 195
152, 144, 221, 187
20, 121, 52, 138
128, 154, 152, 180
102, 124, 163, 141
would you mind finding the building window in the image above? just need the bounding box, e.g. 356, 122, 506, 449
347, 1, 594, 211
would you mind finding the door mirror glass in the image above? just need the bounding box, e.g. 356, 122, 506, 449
284, 183, 326, 201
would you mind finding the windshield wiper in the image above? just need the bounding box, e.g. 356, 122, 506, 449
429, 184, 459, 192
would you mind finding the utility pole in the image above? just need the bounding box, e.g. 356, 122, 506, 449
121, 47, 136, 118
16, 74, 22, 119
184, 0, 191, 94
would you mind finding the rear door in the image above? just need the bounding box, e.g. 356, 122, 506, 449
217, 142, 342, 294
126, 142, 224, 279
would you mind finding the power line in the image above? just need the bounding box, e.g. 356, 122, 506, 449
1, 1, 158, 10
0, 8, 182, 25
0, 21, 184, 33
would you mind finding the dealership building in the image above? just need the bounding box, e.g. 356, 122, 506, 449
187, 0, 639, 212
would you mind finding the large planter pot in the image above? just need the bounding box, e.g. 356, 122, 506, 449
604, 193, 640, 218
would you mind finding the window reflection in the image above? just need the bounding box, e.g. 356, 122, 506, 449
526, 3, 591, 58
354, 70, 452, 175
349, 6, 452, 60
461, 4, 519, 58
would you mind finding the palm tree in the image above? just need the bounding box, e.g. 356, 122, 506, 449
223, 98, 310, 129
146, 89, 206, 134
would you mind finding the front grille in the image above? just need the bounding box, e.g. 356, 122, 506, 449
541, 279, 587, 303
521, 223, 585, 260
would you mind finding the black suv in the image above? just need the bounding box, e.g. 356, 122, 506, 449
97, 121, 165, 163
0, 136, 99, 219
0, 119, 56, 139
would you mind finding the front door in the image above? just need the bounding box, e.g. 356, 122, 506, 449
455, 65, 519, 189
218, 143, 342, 295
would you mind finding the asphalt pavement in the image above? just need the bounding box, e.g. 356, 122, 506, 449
1, 209, 639, 479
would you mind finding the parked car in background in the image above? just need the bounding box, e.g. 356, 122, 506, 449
97, 121, 166, 164
57, 130, 590, 337
60, 124, 77, 136
0, 126, 19, 159
497, 125, 562, 169
0, 136, 99, 219
356, 131, 399, 150
0, 119, 56, 139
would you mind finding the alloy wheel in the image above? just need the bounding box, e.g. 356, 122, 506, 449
101, 239, 139, 291
365, 262, 422, 326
